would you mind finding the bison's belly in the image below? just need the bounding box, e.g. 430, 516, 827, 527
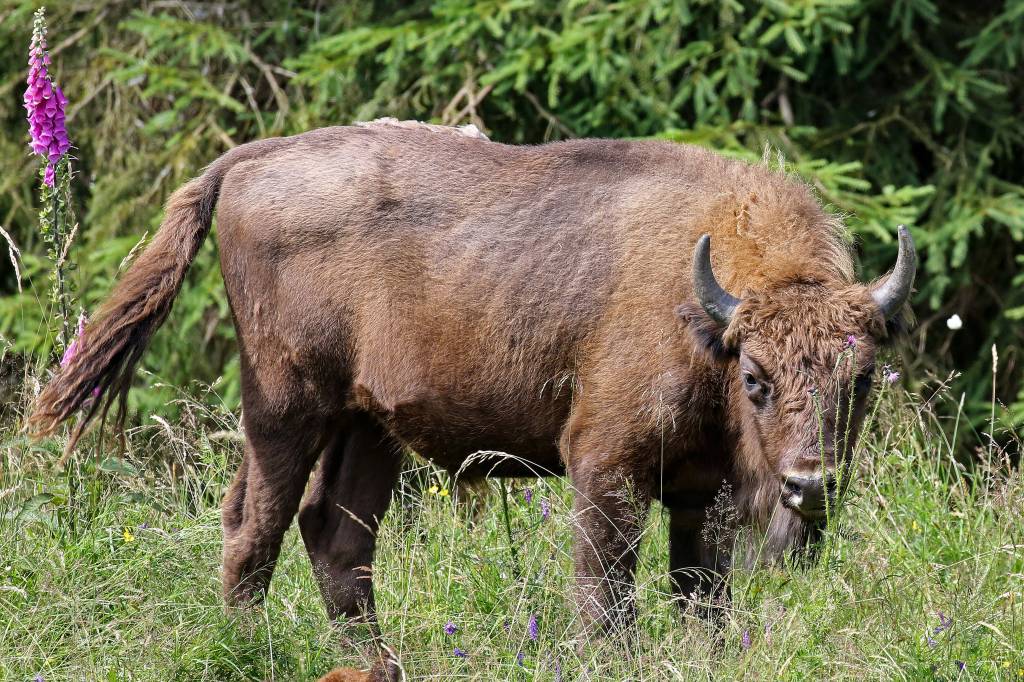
351, 376, 569, 478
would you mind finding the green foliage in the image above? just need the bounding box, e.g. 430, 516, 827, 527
0, 1, 1021, 435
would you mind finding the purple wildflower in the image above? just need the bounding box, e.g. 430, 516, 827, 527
741, 629, 751, 650
138, 522, 149, 530
846, 334, 857, 348
528, 613, 538, 641
934, 611, 952, 635
882, 364, 900, 384
34, 675, 44, 682
955, 660, 966, 672
444, 620, 457, 636
453, 647, 467, 659
516, 651, 525, 667
554, 659, 562, 682
24, 10, 70, 187
502, 618, 511, 633
926, 634, 937, 649
523, 487, 533, 504
540, 499, 550, 521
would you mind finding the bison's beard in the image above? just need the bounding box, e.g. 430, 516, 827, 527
735, 480, 825, 568
762, 506, 824, 565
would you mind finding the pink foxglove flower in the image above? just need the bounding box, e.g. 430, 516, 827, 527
24, 10, 70, 187
60, 314, 86, 368
60, 314, 100, 397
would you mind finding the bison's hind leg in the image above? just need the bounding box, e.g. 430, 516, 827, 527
221, 411, 329, 609
298, 411, 402, 624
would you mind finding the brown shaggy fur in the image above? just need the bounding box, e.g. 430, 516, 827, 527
30, 124, 906, 635
316, 645, 403, 682
316, 669, 372, 682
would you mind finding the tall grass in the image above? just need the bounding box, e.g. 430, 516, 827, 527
1, 378, 1021, 680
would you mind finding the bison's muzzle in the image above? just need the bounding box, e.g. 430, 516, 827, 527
780, 473, 838, 520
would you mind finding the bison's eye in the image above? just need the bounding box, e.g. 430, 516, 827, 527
741, 371, 768, 402
739, 354, 770, 403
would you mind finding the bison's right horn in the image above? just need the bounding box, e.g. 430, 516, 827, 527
693, 234, 741, 326
870, 225, 917, 319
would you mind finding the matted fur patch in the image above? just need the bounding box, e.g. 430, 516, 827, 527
354, 116, 488, 141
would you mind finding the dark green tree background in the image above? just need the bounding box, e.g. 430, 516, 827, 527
1, 1, 1021, 439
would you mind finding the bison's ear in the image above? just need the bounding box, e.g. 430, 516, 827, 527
676, 302, 736, 361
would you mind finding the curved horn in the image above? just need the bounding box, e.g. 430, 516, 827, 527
693, 234, 741, 326
871, 225, 917, 319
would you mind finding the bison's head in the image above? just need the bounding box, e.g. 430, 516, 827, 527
683, 227, 915, 524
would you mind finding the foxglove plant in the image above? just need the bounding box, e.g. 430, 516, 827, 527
25, 8, 77, 351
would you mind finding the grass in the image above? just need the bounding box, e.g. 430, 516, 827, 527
1, 383, 1022, 681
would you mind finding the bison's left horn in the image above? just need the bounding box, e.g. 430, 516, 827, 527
693, 234, 741, 326
870, 225, 917, 319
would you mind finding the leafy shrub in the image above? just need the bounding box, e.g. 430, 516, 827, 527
0, 1, 1020, 438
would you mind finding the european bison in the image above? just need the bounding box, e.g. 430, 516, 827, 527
31, 122, 914, 637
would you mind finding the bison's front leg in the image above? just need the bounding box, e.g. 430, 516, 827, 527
668, 507, 730, 615
569, 458, 651, 632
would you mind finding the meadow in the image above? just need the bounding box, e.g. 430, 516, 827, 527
2, 376, 1022, 680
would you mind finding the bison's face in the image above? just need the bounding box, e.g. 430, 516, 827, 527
724, 285, 885, 520
682, 227, 916, 522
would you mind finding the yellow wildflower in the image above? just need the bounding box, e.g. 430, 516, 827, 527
439, 488, 450, 497
428, 485, 439, 495
912, 520, 920, 532
123, 528, 135, 543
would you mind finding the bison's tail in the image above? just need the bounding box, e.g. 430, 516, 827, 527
28, 147, 252, 449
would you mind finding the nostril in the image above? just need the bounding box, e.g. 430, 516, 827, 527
781, 474, 835, 518
784, 476, 827, 505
